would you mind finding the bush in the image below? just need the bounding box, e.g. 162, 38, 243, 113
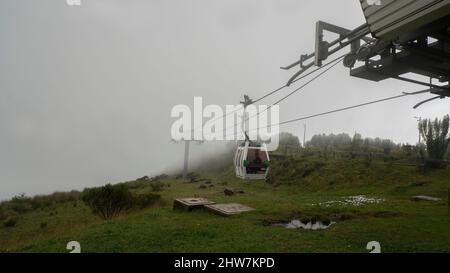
132, 193, 160, 209
186, 172, 201, 183
3, 216, 18, 228
0, 209, 7, 222
424, 159, 448, 170
30, 191, 81, 209
149, 182, 165, 192
127, 174, 170, 190
125, 180, 149, 190
0, 191, 81, 215
8, 194, 33, 213
82, 184, 161, 220
82, 184, 133, 220
30, 197, 53, 209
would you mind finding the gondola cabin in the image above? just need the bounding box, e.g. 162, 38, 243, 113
234, 142, 270, 180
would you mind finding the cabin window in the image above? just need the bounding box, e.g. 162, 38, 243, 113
245, 149, 268, 174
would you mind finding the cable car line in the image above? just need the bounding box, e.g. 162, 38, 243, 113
261, 55, 345, 111
227, 90, 430, 137
252, 54, 346, 104
189, 55, 346, 137
209, 54, 345, 139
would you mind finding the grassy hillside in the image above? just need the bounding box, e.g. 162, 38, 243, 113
1, 155, 449, 253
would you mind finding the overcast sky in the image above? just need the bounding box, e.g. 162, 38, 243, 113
0, 0, 448, 200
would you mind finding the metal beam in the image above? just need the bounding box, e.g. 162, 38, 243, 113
281, 23, 370, 70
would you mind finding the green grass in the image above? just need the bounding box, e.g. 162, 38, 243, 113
1, 157, 449, 253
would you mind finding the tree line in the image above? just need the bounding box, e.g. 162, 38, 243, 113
276, 115, 450, 163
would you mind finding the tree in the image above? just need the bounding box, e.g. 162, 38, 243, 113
278, 132, 301, 155
418, 115, 450, 160
363, 138, 371, 152
351, 133, 363, 152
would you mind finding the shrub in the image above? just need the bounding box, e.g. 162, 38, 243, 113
40, 222, 47, 229
30, 197, 53, 209
3, 216, 18, 228
153, 174, 169, 181
30, 191, 81, 209
137, 176, 150, 181
424, 159, 448, 170
126, 180, 149, 190
82, 184, 133, 220
186, 172, 200, 183
0, 209, 7, 222
0, 191, 82, 215
8, 194, 33, 213
132, 193, 160, 209
149, 181, 165, 192
82, 184, 161, 220
127, 174, 169, 190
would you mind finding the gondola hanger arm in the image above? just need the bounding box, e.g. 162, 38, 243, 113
413, 95, 444, 109
281, 22, 371, 86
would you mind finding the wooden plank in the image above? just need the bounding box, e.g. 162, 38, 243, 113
205, 203, 255, 216
173, 198, 216, 211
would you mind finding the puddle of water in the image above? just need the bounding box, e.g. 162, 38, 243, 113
284, 220, 335, 230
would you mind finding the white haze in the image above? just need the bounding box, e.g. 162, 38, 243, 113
0, 0, 448, 200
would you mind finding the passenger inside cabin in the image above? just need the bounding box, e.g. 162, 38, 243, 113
252, 150, 262, 165
247, 150, 264, 174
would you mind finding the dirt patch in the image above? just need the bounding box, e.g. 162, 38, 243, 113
329, 210, 401, 220
370, 211, 401, 218
409, 181, 430, 187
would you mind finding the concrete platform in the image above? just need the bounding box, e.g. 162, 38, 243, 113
205, 203, 255, 216
173, 198, 216, 211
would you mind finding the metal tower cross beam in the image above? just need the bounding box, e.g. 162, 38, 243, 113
281, 21, 373, 86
